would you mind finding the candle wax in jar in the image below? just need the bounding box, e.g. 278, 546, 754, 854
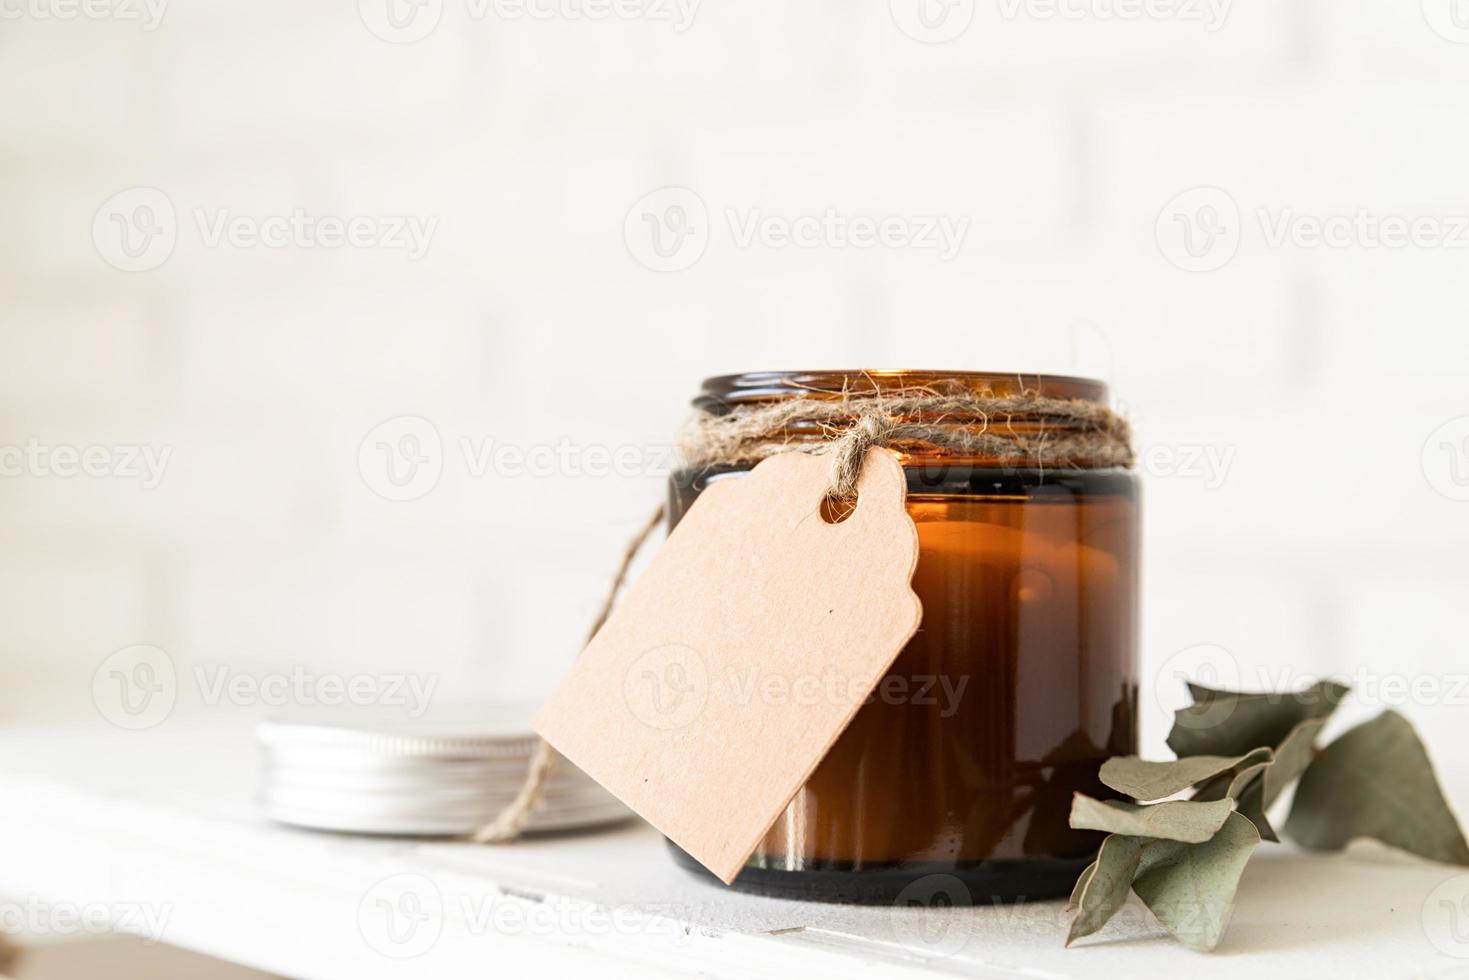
754, 492, 1136, 868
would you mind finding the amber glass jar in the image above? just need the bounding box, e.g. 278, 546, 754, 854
666, 371, 1139, 904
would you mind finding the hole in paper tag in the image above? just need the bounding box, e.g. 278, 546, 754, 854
534, 448, 922, 883
819, 493, 858, 524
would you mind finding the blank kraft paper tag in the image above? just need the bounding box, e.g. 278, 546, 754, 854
533, 448, 922, 883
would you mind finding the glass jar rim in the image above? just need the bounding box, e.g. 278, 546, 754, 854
694, 370, 1110, 413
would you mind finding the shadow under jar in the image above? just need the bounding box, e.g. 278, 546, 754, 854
666, 371, 1140, 904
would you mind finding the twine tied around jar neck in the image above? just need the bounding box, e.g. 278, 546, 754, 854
473, 388, 1133, 843
680, 389, 1136, 499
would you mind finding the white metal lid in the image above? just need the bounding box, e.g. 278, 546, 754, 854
256, 701, 632, 837
257, 702, 544, 760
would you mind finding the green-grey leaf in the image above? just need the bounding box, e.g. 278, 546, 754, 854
1191, 752, 1273, 802
1187, 720, 1324, 843
1186, 678, 1350, 708
1071, 794, 1233, 844
1102, 749, 1271, 803
1066, 834, 1145, 946
1231, 773, 1278, 843
1131, 811, 1262, 951
1067, 862, 1096, 912
1262, 717, 1325, 809
1168, 679, 1348, 759
1285, 711, 1469, 866
1193, 757, 1278, 842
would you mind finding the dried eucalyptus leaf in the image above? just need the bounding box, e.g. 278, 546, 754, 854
1285, 711, 1469, 866
1231, 774, 1278, 843
1262, 717, 1326, 808
1190, 758, 1276, 838
1066, 834, 1145, 946
1067, 862, 1096, 912
1131, 811, 1262, 951
1186, 720, 1322, 843
1102, 750, 1271, 803
1192, 756, 1278, 842
1071, 794, 1233, 844
1190, 751, 1274, 802
1186, 679, 1350, 709
1168, 680, 1348, 759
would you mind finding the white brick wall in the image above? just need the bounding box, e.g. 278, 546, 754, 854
2, 2, 1467, 788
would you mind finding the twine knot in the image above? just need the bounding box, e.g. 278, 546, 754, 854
827, 411, 899, 499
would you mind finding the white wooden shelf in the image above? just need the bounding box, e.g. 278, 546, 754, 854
0, 718, 1461, 979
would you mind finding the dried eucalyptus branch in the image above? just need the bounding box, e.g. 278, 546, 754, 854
1064, 678, 1469, 952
